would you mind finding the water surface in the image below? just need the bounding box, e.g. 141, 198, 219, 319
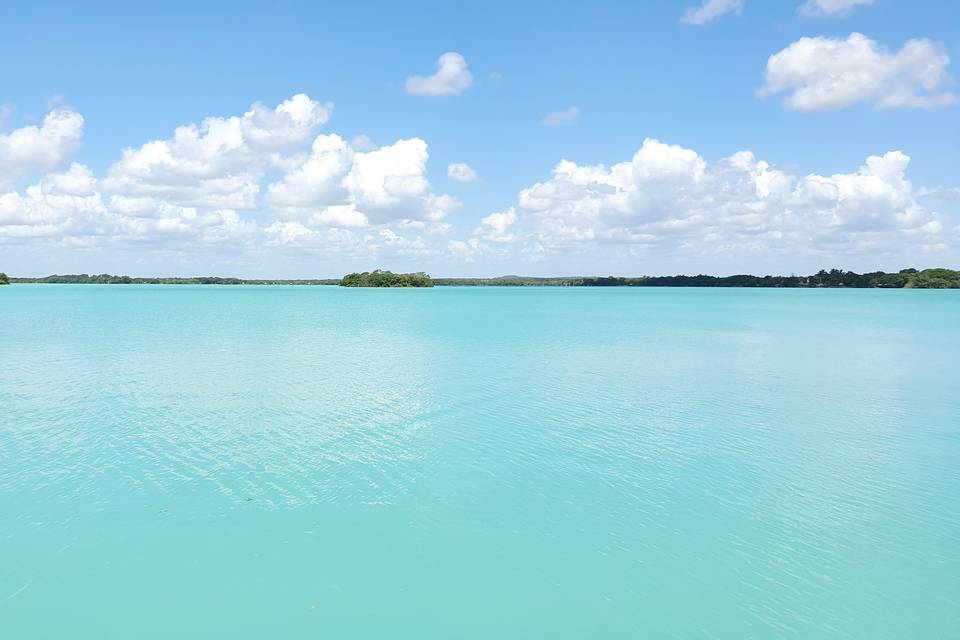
1, 285, 958, 638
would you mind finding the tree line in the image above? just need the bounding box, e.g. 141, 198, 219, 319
6, 274, 338, 285
437, 269, 960, 288
3, 268, 959, 288
574, 269, 960, 289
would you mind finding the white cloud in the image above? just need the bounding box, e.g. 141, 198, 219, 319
349, 134, 376, 151
0, 108, 84, 184
0, 161, 257, 246
405, 52, 474, 97
267, 134, 354, 210
0, 96, 454, 262
244, 94, 333, 150
101, 94, 332, 209
799, 0, 873, 17
540, 106, 579, 127
918, 187, 960, 201
0, 164, 106, 237
376, 228, 429, 256
759, 33, 955, 111
343, 138, 459, 223
475, 207, 518, 243
481, 209, 517, 234
450, 211, 521, 261
4, 96, 955, 274
506, 138, 945, 260
267, 134, 459, 226
448, 238, 483, 261
263, 220, 313, 246
681, 0, 743, 25
314, 205, 369, 228
41, 162, 97, 197
447, 162, 479, 183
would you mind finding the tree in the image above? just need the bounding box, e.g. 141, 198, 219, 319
0, 272, 9, 285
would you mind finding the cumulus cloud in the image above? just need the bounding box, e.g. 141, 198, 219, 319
266, 134, 458, 226
505, 138, 945, 261
0, 161, 257, 246
799, 0, 873, 17
266, 134, 355, 210
0, 164, 106, 237
681, 0, 743, 26
1, 97, 453, 264
759, 33, 955, 111
349, 142, 461, 222
100, 94, 332, 209
447, 162, 479, 183
405, 53, 474, 97
540, 106, 579, 127
0, 108, 84, 185
3, 97, 955, 274
480, 209, 518, 234
475, 208, 518, 243
448, 238, 483, 261
349, 134, 376, 151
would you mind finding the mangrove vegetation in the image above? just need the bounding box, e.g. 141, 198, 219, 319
340, 270, 434, 287
4, 268, 959, 288
8, 274, 339, 285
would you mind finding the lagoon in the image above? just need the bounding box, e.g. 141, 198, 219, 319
1, 285, 958, 638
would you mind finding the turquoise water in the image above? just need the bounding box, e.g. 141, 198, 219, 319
1, 285, 958, 638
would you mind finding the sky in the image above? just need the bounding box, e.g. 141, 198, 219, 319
1, 0, 958, 277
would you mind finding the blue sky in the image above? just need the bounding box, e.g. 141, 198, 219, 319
1, 0, 958, 277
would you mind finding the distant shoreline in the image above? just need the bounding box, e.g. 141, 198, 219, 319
4, 268, 960, 288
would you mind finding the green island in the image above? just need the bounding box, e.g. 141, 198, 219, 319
341, 270, 434, 287
3, 268, 959, 288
